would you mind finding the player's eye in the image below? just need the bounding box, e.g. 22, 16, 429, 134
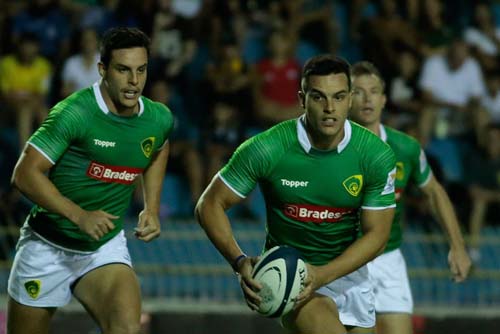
335, 94, 346, 101
311, 94, 324, 102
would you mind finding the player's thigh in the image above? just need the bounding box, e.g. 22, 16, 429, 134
73, 263, 141, 331
7, 297, 56, 334
282, 293, 346, 334
375, 313, 412, 334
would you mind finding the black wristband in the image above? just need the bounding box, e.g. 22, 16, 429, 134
231, 254, 247, 272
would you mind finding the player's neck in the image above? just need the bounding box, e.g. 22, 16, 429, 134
99, 83, 138, 117
366, 121, 381, 137
306, 124, 344, 151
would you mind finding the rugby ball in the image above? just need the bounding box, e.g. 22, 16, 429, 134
251, 245, 308, 318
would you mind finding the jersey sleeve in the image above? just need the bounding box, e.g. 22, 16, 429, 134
362, 141, 397, 209
219, 135, 273, 198
29, 102, 86, 164
158, 103, 175, 149
409, 143, 432, 187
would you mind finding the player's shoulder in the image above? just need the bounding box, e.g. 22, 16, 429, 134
252, 118, 296, 145
140, 96, 173, 121
349, 121, 392, 152
384, 125, 421, 153
50, 87, 96, 118
237, 119, 297, 157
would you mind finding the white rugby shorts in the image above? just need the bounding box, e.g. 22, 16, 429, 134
8, 225, 132, 307
316, 265, 375, 328
367, 248, 413, 314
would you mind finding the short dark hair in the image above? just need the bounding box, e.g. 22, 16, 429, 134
301, 55, 351, 92
99, 27, 151, 67
351, 61, 385, 90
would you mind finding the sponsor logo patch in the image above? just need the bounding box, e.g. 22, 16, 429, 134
24, 280, 41, 299
141, 137, 156, 158
86, 162, 143, 184
342, 175, 363, 196
396, 162, 405, 180
283, 204, 354, 223
381, 167, 396, 195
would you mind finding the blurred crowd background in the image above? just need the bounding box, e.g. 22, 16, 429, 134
0, 0, 499, 264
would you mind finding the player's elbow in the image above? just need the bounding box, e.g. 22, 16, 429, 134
194, 194, 210, 228
10, 164, 26, 192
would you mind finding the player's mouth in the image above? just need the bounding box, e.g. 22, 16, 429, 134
361, 107, 374, 114
321, 117, 337, 126
123, 90, 139, 99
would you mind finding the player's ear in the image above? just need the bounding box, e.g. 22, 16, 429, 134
97, 62, 106, 77
298, 90, 305, 109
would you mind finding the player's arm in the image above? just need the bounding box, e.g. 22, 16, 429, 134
195, 176, 245, 267
420, 175, 471, 282
11, 145, 117, 240
135, 142, 170, 242
296, 207, 393, 306
316, 208, 393, 285
195, 176, 263, 309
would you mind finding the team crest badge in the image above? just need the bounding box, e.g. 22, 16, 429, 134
141, 137, 156, 158
24, 280, 41, 299
396, 162, 405, 180
343, 175, 363, 196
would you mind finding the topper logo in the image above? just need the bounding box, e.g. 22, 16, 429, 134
93, 139, 115, 148
281, 179, 309, 188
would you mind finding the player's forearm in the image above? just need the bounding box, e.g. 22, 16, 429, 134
11, 167, 84, 223
316, 208, 393, 285
428, 183, 466, 249
142, 144, 169, 215
195, 198, 244, 266
317, 227, 388, 285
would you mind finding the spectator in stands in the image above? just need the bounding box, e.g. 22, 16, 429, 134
78, 0, 141, 35
418, 36, 486, 181
148, 0, 197, 83
60, 28, 100, 97
418, 0, 456, 56
387, 48, 424, 131
464, 2, 500, 71
252, 30, 302, 130
359, 0, 421, 78
481, 69, 500, 123
148, 78, 204, 209
0, 32, 52, 149
465, 122, 500, 263
204, 101, 243, 184
11, 0, 71, 62
205, 37, 253, 127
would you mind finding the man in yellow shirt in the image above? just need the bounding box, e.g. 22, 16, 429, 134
0, 33, 52, 148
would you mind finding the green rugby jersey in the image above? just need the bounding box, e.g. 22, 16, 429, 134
220, 117, 396, 265
380, 125, 432, 252
26, 83, 174, 252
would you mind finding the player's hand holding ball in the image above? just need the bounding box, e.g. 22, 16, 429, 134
250, 246, 308, 318
235, 255, 263, 311
293, 263, 324, 308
